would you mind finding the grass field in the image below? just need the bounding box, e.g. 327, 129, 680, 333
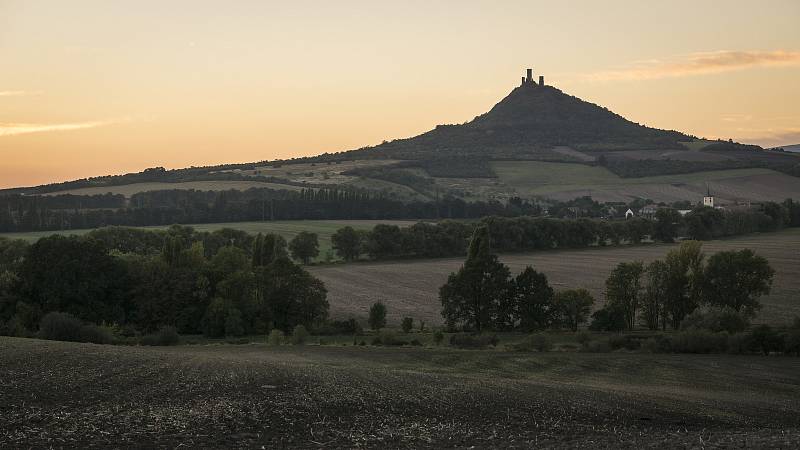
0, 219, 417, 263
491, 161, 800, 203
311, 228, 800, 326
1, 337, 798, 447
42, 180, 304, 197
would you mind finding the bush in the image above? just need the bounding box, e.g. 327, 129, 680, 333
314, 318, 363, 336
681, 308, 749, 334
668, 330, 728, 354
0, 316, 29, 337
607, 334, 642, 351
433, 330, 444, 345
518, 333, 552, 352
640, 336, 671, 353
749, 325, 783, 355
589, 305, 626, 332
410, 339, 422, 346
368, 302, 387, 330
401, 317, 413, 333
576, 331, 592, 347
290, 325, 309, 345
784, 329, 800, 356
371, 330, 406, 346
140, 326, 180, 346
449, 333, 498, 349
583, 340, 611, 353
78, 324, 113, 345
38, 312, 83, 342
727, 332, 751, 354
268, 329, 284, 346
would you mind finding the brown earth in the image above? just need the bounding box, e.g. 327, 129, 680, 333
310, 229, 800, 326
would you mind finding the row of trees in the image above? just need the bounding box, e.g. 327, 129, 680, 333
0, 187, 538, 233
329, 200, 800, 262
439, 226, 595, 332
595, 241, 774, 331
0, 228, 329, 338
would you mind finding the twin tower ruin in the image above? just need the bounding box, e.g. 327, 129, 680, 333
521, 68, 544, 87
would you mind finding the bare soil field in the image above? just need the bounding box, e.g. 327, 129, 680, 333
311, 229, 800, 326
2, 337, 799, 448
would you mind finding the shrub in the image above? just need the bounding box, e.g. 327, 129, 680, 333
727, 332, 751, 354
0, 316, 29, 337
368, 302, 387, 330
291, 325, 309, 345
640, 336, 671, 353
401, 317, 413, 333
589, 305, 626, 332
449, 333, 498, 349
519, 333, 552, 352
78, 325, 113, 345
433, 330, 444, 345
681, 308, 749, 334
410, 339, 422, 346
784, 329, 800, 356
372, 330, 406, 346
314, 318, 363, 336
607, 334, 642, 351
576, 331, 592, 347
669, 330, 728, 354
584, 340, 611, 353
268, 329, 284, 346
749, 325, 783, 355
38, 312, 83, 342
140, 326, 180, 346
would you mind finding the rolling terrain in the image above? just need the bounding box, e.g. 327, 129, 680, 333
7, 78, 800, 205
311, 229, 800, 326
2, 337, 799, 448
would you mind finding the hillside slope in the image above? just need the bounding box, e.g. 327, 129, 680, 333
350, 84, 690, 160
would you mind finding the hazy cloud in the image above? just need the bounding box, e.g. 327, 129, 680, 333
0, 119, 123, 137
0, 90, 42, 97
583, 50, 800, 82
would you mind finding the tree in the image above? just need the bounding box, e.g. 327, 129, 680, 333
663, 241, 705, 329
511, 266, 554, 331
368, 302, 387, 330
653, 208, 683, 243
703, 249, 774, 318
642, 260, 669, 330
16, 235, 129, 327
256, 258, 328, 332
554, 289, 594, 331
331, 226, 363, 261
365, 224, 404, 259
589, 303, 626, 332
604, 261, 644, 330
439, 226, 512, 331
401, 317, 413, 333
289, 232, 319, 265
252, 233, 287, 267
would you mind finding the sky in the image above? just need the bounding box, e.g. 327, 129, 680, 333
1, 0, 799, 188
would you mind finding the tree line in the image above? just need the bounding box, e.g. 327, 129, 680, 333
0, 187, 540, 233
328, 200, 800, 262
438, 227, 775, 334
0, 226, 329, 340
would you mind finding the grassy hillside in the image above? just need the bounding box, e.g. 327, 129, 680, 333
310, 228, 800, 325
2, 337, 799, 447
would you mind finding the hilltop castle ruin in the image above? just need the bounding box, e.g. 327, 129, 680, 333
520, 68, 545, 87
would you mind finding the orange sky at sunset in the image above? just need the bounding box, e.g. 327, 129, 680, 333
1, 0, 799, 188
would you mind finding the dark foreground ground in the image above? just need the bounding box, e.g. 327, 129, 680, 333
2, 337, 800, 448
